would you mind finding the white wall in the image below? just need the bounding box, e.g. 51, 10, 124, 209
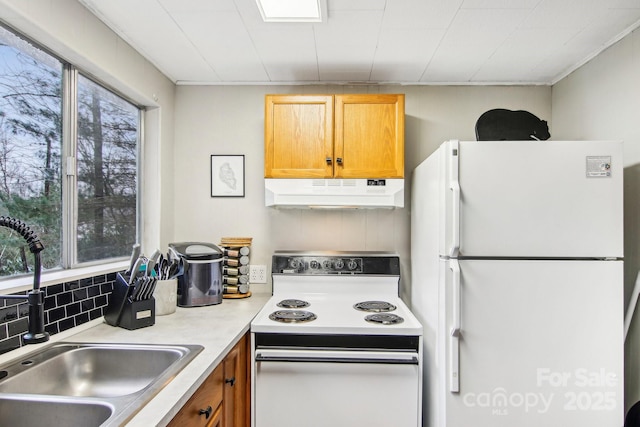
173, 84, 551, 298
0, 0, 176, 255
552, 28, 640, 412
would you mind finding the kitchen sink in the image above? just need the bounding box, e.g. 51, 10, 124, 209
0, 343, 194, 397
0, 395, 113, 427
0, 342, 203, 426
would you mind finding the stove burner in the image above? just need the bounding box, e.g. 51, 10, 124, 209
277, 299, 310, 309
269, 310, 317, 323
365, 313, 404, 325
354, 301, 397, 313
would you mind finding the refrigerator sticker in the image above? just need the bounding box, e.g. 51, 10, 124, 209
586, 156, 612, 178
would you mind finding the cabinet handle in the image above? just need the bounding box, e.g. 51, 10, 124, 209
325, 157, 332, 165
336, 157, 343, 165
225, 376, 236, 386
199, 405, 213, 419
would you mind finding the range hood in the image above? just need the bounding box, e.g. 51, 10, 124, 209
265, 178, 404, 208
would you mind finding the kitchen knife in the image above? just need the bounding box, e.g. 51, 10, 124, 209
144, 278, 156, 300
126, 244, 141, 275
136, 277, 148, 301
130, 278, 142, 301
146, 258, 156, 277
128, 257, 144, 285
149, 249, 161, 264
166, 260, 180, 279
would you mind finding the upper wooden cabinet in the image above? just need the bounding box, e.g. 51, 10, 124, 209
264, 95, 334, 178
334, 94, 405, 178
264, 94, 404, 179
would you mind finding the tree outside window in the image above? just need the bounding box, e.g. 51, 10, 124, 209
77, 76, 138, 263
0, 25, 139, 278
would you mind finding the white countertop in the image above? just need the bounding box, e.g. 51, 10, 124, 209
0, 291, 271, 426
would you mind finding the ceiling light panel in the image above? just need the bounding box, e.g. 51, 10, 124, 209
256, 0, 323, 22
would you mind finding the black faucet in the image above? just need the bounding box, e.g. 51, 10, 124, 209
0, 216, 49, 345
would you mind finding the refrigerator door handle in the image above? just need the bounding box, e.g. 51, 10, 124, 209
450, 259, 461, 393
449, 140, 460, 257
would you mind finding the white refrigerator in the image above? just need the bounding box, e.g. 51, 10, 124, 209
411, 140, 623, 427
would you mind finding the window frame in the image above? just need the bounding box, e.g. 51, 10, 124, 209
0, 22, 143, 283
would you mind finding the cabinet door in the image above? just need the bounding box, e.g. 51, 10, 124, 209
169, 363, 224, 427
334, 94, 404, 178
264, 95, 334, 178
223, 334, 249, 427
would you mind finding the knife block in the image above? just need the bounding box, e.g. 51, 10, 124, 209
118, 298, 155, 330
104, 272, 155, 330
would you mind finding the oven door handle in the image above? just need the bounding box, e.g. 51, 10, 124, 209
255, 354, 419, 365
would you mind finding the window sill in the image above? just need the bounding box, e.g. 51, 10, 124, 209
0, 260, 129, 295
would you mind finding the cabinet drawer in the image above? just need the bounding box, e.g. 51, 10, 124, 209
168, 363, 224, 427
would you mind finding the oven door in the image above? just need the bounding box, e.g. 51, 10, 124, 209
254, 348, 421, 427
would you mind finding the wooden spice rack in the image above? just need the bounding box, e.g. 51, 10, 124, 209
220, 237, 252, 299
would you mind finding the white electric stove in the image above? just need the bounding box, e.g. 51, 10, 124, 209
250, 251, 423, 427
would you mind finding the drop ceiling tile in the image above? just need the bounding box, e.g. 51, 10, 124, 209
605, 0, 640, 8
472, 26, 583, 82
172, 11, 269, 81
80, 0, 218, 82
313, 9, 383, 44
81, 0, 166, 35
461, 0, 541, 8
530, 49, 583, 81
472, 66, 538, 83
263, 64, 320, 82
447, 8, 530, 35
125, 30, 220, 82
474, 51, 558, 82
327, 0, 387, 11
420, 59, 479, 82
232, 0, 281, 30
497, 28, 579, 57
577, 8, 640, 43
249, 27, 319, 81
523, 0, 609, 29
158, 0, 238, 13
314, 9, 383, 78
382, 0, 463, 29
423, 36, 503, 82
371, 29, 446, 81
434, 8, 531, 69
319, 68, 373, 81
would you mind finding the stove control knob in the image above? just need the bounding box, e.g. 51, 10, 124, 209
334, 259, 344, 269
322, 259, 332, 269
310, 260, 320, 269
289, 258, 301, 270
347, 259, 358, 270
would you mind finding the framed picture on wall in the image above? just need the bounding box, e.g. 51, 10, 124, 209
211, 155, 245, 197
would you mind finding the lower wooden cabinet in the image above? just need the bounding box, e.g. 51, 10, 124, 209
169, 333, 249, 427
223, 333, 249, 427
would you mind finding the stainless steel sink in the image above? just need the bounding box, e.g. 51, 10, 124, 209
0, 343, 192, 397
0, 342, 203, 426
0, 395, 114, 427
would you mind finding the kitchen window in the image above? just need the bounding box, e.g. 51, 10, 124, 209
0, 23, 140, 279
